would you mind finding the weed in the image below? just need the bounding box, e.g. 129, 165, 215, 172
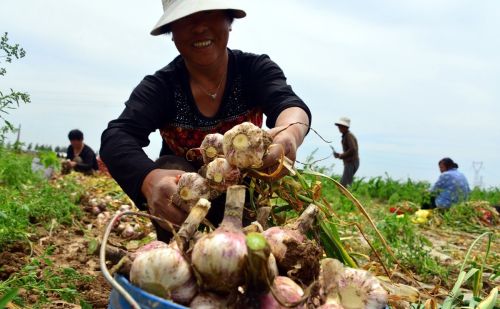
0, 148, 83, 249
372, 214, 449, 280
0, 248, 92, 307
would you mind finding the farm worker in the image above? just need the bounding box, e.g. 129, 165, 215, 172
100, 0, 311, 242
421, 157, 470, 209
62, 129, 98, 175
333, 117, 359, 187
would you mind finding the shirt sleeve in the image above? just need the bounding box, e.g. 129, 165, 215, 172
246, 54, 311, 129
76, 146, 98, 172
66, 146, 73, 160
100, 74, 170, 208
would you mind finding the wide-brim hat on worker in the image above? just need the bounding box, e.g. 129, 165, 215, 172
335, 117, 351, 128
151, 0, 246, 36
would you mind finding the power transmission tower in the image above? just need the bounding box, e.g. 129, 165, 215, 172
472, 161, 484, 188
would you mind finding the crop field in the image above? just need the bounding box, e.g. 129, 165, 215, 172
0, 147, 499, 308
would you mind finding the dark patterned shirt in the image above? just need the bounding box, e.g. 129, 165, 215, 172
101, 49, 311, 207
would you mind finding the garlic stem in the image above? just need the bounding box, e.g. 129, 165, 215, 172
176, 198, 211, 251
289, 203, 319, 234
221, 185, 246, 229
245, 232, 275, 295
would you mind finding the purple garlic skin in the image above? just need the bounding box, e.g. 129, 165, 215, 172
260, 276, 305, 309
319, 258, 387, 309
201, 133, 224, 164
130, 240, 168, 260
190, 292, 234, 309
191, 227, 247, 293
177, 172, 211, 202
129, 245, 197, 305
336, 268, 388, 309
262, 227, 304, 263
205, 157, 241, 191
191, 185, 247, 294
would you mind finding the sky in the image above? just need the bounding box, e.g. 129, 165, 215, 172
2, 0, 499, 188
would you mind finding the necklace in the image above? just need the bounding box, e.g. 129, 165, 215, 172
193, 73, 225, 101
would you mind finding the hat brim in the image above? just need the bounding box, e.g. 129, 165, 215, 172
335, 122, 349, 127
151, 0, 246, 36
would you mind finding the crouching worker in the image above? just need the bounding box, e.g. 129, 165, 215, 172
100, 1, 311, 242
62, 129, 99, 175
421, 157, 470, 209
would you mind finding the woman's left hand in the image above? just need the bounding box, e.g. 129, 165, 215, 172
260, 107, 310, 180
261, 125, 299, 179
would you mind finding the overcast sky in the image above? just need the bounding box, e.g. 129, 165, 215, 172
2, 0, 499, 188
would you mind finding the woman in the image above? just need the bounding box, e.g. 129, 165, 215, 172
422, 157, 470, 209
100, 0, 311, 239
63, 129, 98, 175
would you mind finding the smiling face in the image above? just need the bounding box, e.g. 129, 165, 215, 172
170, 10, 232, 68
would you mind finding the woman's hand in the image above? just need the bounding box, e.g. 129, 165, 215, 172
262, 125, 298, 169
261, 107, 310, 179
141, 169, 188, 230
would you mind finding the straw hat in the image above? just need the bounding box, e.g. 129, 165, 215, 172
335, 117, 351, 128
151, 0, 246, 35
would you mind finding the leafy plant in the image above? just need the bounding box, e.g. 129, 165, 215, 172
0, 146, 38, 188
372, 213, 448, 280
39, 150, 60, 169
441, 232, 494, 309
0, 288, 18, 308
0, 32, 31, 141
0, 248, 92, 307
0, 148, 82, 250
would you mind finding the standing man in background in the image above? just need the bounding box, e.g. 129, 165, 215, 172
333, 117, 359, 187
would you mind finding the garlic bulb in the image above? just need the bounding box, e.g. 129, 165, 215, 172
222, 122, 272, 169
200, 133, 224, 164
177, 172, 211, 202
319, 258, 387, 309
205, 157, 241, 191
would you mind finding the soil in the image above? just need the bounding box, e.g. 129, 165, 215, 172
1, 173, 499, 308
1, 173, 154, 308
279, 237, 323, 285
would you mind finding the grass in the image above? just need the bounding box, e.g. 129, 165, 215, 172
301, 170, 499, 287
1, 146, 498, 307
372, 213, 449, 280
0, 147, 83, 250
0, 247, 93, 308
0, 146, 91, 307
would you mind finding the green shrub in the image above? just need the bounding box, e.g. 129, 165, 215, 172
0, 147, 82, 249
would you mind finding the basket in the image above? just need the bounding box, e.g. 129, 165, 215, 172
108, 274, 188, 309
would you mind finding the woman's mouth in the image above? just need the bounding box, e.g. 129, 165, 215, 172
193, 40, 212, 48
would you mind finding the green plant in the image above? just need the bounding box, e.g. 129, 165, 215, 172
440, 203, 490, 233
0, 147, 38, 188
441, 232, 494, 309
469, 187, 500, 205
0, 248, 92, 307
0, 288, 18, 308
372, 214, 448, 280
1, 32, 30, 141
38, 150, 60, 170
0, 149, 83, 250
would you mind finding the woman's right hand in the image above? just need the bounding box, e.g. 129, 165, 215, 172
141, 169, 188, 230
